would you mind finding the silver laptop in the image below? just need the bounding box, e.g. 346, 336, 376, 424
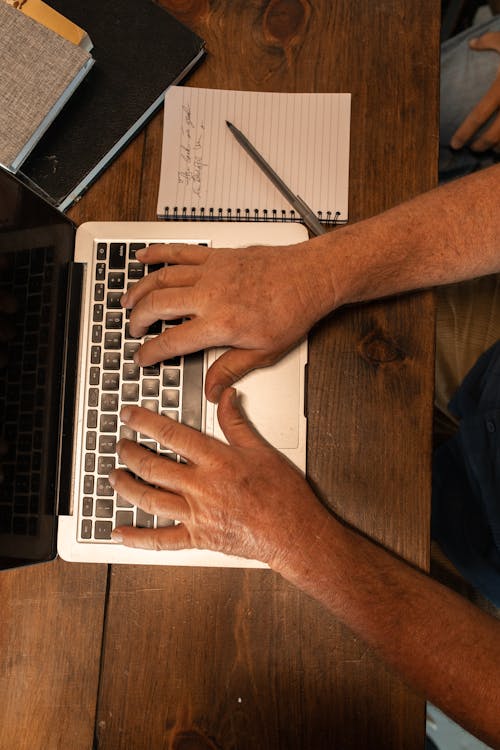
0, 166, 308, 570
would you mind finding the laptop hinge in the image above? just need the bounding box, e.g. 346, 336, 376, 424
56, 262, 84, 516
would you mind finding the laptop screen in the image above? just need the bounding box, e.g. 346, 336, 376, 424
0, 168, 75, 569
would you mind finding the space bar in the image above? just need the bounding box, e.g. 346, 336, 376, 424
181, 352, 204, 431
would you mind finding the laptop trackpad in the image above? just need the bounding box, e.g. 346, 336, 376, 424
211, 349, 301, 449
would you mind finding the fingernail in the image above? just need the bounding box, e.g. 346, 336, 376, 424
450, 136, 462, 149
229, 387, 239, 406
120, 406, 132, 423
108, 470, 117, 486
135, 248, 145, 259
111, 531, 123, 543
120, 293, 128, 307
209, 384, 223, 403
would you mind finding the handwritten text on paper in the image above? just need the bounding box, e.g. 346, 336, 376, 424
178, 104, 207, 198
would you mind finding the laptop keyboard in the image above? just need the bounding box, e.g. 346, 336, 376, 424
0, 246, 54, 538
80, 240, 204, 542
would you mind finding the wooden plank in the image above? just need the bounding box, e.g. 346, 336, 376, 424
0, 129, 147, 749
0, 560, 107, 750
95, 0, 440, 747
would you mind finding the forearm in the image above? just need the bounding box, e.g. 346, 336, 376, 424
277, 511, 500, 748
305, 164, 500, 313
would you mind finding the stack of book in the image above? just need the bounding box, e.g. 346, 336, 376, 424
2, 0, 205, 211
0, 0, 95, 172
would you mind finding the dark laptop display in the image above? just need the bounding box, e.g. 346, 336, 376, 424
0, 169, 76, 568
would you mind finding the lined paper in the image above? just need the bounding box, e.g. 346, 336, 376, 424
157, 87, 351, 223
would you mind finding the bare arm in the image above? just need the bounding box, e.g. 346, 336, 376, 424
110, 393, 500, 748
123, 165, 500, 398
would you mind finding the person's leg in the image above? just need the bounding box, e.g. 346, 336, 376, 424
440, 15, 500, 181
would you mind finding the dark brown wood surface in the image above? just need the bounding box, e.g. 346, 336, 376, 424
0, 1, 439, 748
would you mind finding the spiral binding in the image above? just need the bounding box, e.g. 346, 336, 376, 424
161, 207, 343, 225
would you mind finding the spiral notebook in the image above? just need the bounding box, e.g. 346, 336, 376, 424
157, 86, 351, 225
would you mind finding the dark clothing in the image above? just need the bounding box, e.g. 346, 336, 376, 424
433, 340, 500, 606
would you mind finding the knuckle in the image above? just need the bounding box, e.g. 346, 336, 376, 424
138, 484, 155, 514
156, 419, 176, 449
156, 266, 169, 285
149, 289, 165, 313
136, 452, 157, 483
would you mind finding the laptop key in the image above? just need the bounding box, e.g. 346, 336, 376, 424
124, 342, 140, 360
81, 519, 92, 539
109, 242, 126, 269
128, 262, 144, 279
86, 431, 97, 450
105, 311, 122, 329
122, 363, 140, 380
101, 393, 119, 411
100, 414, 117, 433
98, 456, 115, 475
129, 242, 146, 259
122, 383, 139, 402
102, 372, 119, 390
104, 332, 121, 350
142, 379, 159, 397
85, 453, 95, 472
99, 436, 116, 454
107, 291, 122, 309
94, 521, 113, 540
96, 498, 114, 517
115, 510, 134, 527
103, 352, 120, 370
108, 272, 125, 289
136, 508, 155, 528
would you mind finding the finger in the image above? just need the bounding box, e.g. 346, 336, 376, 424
451, 77, 500, 148
217, 387, 266, 449
128, 288, 194, 337
205, 348, 274, 402
112, 523, 192, 551
471, 110, 500, 151
115, 438, 187, 492
120, 405, 210, 463
136, 242, 211, 266
122, 265, 198, 310
134, 318, 217, 367
109, 466, 188, 520
469, 32, 500, 53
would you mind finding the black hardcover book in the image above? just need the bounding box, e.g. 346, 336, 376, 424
19, 0, 205, 211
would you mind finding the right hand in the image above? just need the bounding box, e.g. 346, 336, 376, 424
450, 32, 500, 152
121, 240, 333, 402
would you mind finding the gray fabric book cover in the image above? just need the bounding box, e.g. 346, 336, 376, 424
0, 2, 93, 171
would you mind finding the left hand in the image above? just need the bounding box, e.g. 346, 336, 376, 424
109, 388, 328, 569
450, 32, 500, 152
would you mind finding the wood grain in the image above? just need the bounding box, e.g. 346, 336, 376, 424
0, 1, 439, 748
96, 1, 439, 749
0, 559, 107, 750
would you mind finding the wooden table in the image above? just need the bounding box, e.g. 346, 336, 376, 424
0, 2, 439, 748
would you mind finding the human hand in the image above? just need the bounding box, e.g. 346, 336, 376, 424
109, 388, 328, 569
450, 32, 500, 152
121, 241, 331, 402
